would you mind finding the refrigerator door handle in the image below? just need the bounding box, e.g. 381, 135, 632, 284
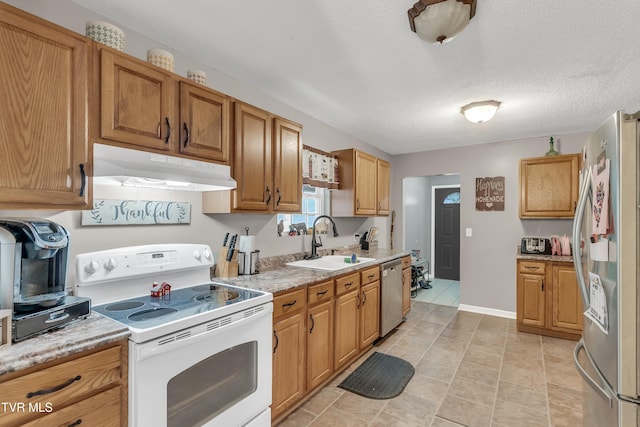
574, 339, 613, 408
572, 167, 592, 310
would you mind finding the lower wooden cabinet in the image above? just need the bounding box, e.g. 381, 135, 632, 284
272, 293, 306, 420
307, 300, 334, 390
402, 256, 412, 317
359, 279, 380, 350
0, 340, 127, 426
334, 288, 360, 369
516, 259, 582, 340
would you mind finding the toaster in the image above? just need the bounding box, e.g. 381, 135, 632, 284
520, 237, 552, 255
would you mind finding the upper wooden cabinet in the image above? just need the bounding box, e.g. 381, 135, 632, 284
178, 81, 230, 163
95, 46, 231, 164
232, 102, 273, 212
519, 153, 581, 218
331, 149, 390, 217
273, 118, 303, 212
0, 3, 91, 209
376, 159, 390, 215
203, 102, 302, 214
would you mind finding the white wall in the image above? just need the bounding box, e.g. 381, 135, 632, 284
392, 133, 589, 312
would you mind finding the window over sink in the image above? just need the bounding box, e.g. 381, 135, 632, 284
277, 185, 330, 236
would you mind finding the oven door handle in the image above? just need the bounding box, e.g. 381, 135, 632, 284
134, 304, 272, 362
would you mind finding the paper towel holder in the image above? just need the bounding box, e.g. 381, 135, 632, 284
238, 250, 260, 275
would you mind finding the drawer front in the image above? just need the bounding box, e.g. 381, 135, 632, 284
23, 385, 121, 427
273, 288, 307, 319
519, 260, 546, 274
401, 256, 411, 270
361, 266, 380, 285
308, 280, 334, 305
0, 346, 122, 426
335, 272, 360, 296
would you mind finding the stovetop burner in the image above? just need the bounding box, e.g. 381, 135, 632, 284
194, 288, 240, 303
128, 307, 179, 322
105, 301, 145, 311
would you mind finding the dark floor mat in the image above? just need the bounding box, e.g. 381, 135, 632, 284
338, 352, 415, 399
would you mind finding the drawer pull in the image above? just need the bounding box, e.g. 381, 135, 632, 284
344, 282, 353, 288
367, 274, 375, 280
316, 290, 328, 297
26, 375, 81, 398
524, 266, 540, 271
68, 419, 82, 427
282, 300, 297, 307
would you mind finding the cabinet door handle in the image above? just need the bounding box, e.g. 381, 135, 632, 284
26, 375, 81, 398
182, 122, 189, 148
78, 164, 86, 197
356, 199, 360, 210
541, 279, 544, 292
164, 117, 171, 143
282, 300, 297, 308
276, 187, 281, 206
68, 419, 82, 427
356, 293, 361, 308
362, 290, 367, 305
316, 290, 328, 297
273, 330, 278, 354
309, 313, 315, 334
265, 186, 271, 204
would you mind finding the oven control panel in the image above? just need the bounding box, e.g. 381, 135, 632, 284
75, 243, 214, 285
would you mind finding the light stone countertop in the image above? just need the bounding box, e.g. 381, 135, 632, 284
0, 312, 129, 377
216, 248, 412, 294
516, 251, 574, 263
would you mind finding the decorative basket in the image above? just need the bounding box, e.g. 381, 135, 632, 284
147, 48, 174, 72
86, 20, 125, 52
187, 69, 207, 85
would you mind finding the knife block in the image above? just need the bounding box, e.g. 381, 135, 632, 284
217, 247, 238, 278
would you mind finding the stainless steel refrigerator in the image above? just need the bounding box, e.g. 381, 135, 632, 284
572, 110, 639, 426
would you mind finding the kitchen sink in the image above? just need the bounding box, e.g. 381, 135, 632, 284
286, 255, 375, 271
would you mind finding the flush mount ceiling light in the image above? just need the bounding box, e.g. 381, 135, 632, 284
461, 100, 501, 123
408, 0, 477, 44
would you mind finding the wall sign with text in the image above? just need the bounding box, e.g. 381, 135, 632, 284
475, 176, 505, 211
82, 199, 191, 225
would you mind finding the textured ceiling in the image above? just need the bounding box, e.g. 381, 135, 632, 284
71, 0, 640, 155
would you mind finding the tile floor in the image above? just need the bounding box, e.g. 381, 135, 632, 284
413, 278, 460, 307
276, 301, 586, 427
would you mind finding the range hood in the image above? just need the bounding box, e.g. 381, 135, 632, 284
93, 143, 236, 192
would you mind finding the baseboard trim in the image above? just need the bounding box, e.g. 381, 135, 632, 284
458, 304, 516, 319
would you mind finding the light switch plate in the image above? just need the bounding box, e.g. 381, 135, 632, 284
465, 228, 472, 237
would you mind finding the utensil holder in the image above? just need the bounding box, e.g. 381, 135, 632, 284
216, 247, 238, 278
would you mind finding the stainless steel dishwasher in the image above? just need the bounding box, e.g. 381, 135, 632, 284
380, 258, 403, 336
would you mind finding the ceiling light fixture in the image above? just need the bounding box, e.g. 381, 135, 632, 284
408, 0, 477, 44
461, 100, 501, 123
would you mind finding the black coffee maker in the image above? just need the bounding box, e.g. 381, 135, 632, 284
0, 218, 90, 342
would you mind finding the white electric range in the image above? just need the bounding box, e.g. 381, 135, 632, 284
75, 243, 273, 427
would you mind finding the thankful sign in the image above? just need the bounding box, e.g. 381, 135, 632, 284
475, 176, 505, 211
82, 199, 191, 225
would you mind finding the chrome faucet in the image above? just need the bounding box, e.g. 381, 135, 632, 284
306, 215, 339, 260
